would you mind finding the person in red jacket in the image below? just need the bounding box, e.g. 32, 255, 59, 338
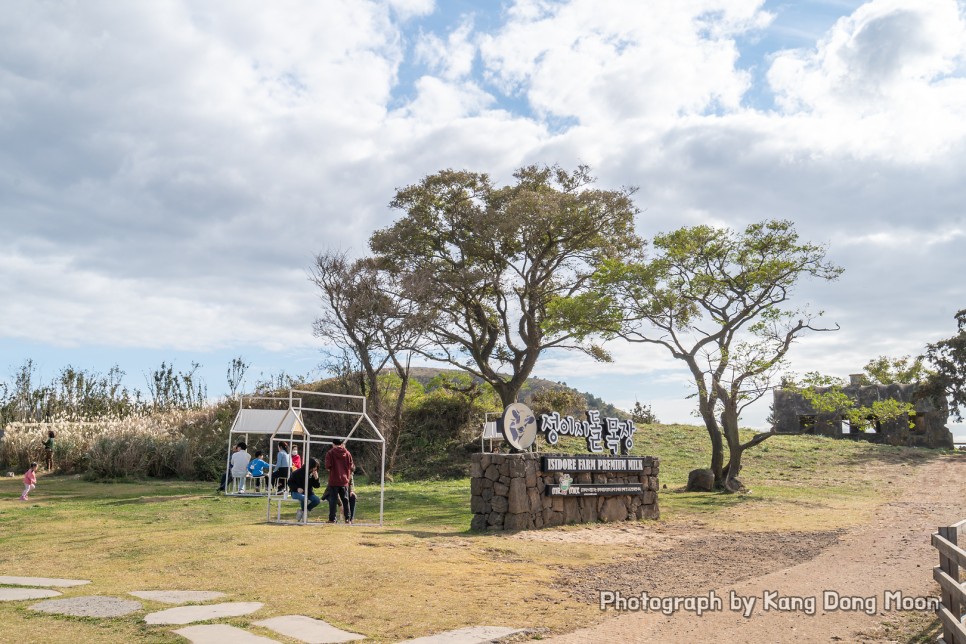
324, 439, 354, 524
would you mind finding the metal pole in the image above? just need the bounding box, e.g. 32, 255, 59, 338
380, 438, 386, 526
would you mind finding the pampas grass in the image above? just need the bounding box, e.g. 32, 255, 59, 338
0, 407, 231, 480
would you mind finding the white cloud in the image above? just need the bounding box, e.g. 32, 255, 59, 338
2, 0, 966, 429
479, 0, 771, 125
767, 0, 966, 160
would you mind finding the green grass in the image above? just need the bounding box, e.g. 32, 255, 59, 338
1, 425, 961, 642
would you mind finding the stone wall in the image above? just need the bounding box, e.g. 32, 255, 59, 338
470, 452, 659, 532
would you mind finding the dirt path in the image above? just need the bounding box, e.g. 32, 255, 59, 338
543, 456, 966, 644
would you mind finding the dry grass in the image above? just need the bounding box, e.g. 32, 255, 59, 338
1, 426, 961, 642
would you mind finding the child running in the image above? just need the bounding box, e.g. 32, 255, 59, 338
20, 462, 38, 500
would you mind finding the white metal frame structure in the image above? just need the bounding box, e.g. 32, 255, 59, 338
480, 412, 501, 453
266, 389, 386, 527
224, 396, 305, 497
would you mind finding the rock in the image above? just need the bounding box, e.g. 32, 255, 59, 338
508, 457, 526, 478
493, 482, 510, 497
504, 513, 529, 531
482, 488, 494, 502
525, 461, 537, 488
491, 495, 509, 514
640, 502, 660, 520
563, 500, 581, 524
480, 454, 491, 471
551, 496, 564, 512
470, 458, 483, 479
471, 496, 488, 514
579, 498, 598, 523
648, 476, 659, 490
471, 514, 488, 531
599, 497, 627, 522
527, 488, 541, 512
642, 490, 657, 505
508, 478, 529, 514
686, 468, 715, 492
484, 465, 501, 481
487, 512, 505, 527
470, 478, 483, 496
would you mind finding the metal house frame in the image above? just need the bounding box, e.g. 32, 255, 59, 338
223, 395, 304, 497
265, 389, 386, 527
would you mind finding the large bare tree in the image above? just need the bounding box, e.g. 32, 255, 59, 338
369, 165, 642, 408
311, 252, 422, 474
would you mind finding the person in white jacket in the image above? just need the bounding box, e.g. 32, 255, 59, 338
230, 441, 252, 492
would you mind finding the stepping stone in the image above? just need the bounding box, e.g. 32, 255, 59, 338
30, 596, 142, 617
0, 588, 61, 601
254, 615, 365, 643
130, 590, 226, 604
144, 601, 263, 625
173, 624, 280, 643
399, 626, 528, 643
0, 575, 90, 587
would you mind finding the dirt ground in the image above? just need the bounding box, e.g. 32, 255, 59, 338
528, 455, 966, 644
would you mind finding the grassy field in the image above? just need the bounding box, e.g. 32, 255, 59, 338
0, 424, 960, 642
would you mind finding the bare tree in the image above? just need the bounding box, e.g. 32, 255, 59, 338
311, 252, 423, 474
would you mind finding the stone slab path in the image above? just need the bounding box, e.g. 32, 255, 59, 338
144, 601, 264, 625
0, 575, 90, 587
0, 587, 61, 601
254, 615, 365, 643
400, 626, 529, 643
30, 596, 142, 617
5, 575, 528, 642
130, 590, 226, 604
174, 624, 281, 643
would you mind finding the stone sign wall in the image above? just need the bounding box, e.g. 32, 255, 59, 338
470, 452, 659, 531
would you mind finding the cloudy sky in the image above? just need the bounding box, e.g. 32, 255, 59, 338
2, 0, 965, 432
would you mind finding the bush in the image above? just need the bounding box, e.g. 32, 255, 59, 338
0, 405, 234, 480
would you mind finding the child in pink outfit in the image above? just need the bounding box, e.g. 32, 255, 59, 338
20, 462, 38, 500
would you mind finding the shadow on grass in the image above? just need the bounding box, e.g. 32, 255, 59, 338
838, 444, 958, 467
380, 528, 474, 539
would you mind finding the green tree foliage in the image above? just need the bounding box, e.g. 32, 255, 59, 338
370, 164, 642, 408
597, 220, 842, 491
925, 308, 966, 420
631, 401, 659, 424
529, 387, 587, 417
863, 355, 930, 385
785, 371, 915, 431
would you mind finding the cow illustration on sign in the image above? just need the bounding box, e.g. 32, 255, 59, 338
501, 402, 537, 450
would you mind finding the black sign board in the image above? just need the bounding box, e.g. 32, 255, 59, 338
547, 483, 644, 496
542, 455, 649, 473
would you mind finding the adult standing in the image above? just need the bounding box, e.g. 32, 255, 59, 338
324, 439, 354, 524
42, 430, 55, 471
288, 457, 321, 522
272, 441, 292, 494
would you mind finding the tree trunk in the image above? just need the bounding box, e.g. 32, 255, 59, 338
720, 405, 745, 492
698, 403, 724, 486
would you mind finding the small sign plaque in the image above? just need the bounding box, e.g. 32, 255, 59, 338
546, 483, 644, 496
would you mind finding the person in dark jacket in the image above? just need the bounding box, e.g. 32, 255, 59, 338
324, 439, 354, 524
288, 457, 321, 522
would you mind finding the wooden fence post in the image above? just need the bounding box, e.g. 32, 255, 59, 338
940, 524, 962, 644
